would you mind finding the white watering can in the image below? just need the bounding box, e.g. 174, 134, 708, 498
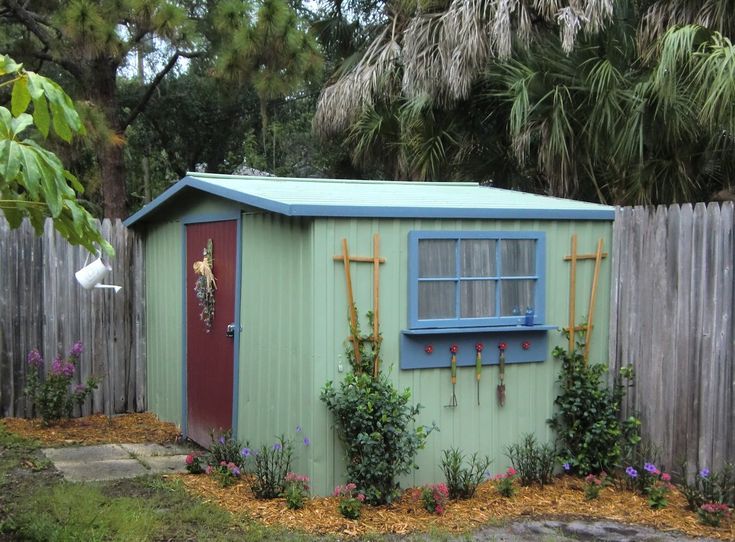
75, 254, 122, 293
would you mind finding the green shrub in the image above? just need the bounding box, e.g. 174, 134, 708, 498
321, 372, 431, 504
548, 341, 640, 475
440, 448, 492, 499
506, 433, 556, 487
282, 473, 310, 509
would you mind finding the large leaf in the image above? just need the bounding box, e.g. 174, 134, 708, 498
10, 76, 31, 117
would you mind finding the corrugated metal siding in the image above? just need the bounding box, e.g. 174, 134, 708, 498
145, 219, 183, 426
309, 218, 612, 493
235, 212, 315, 477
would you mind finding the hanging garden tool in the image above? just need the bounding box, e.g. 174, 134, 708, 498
446, 344, 458, 407
475, 342, 484, 405
497, 342, 507, 407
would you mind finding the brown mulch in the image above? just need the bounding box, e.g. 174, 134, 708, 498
0, 413, 180, 446
178, 474, 735, 540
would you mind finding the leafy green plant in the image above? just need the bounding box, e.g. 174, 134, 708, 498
184, 452, 206, 474
0, 54, 112, 254
506, 434, 556, 487
24, 343, 97, 425
697, 503, 731, 527
251, 436, 294, 499
208, 430, 248, 468
584, 472, 608, 500
494, 467, 517, 498
548, 339, 640, 475
207, 461, 241, 488
282, 472, 310, 510
334, 483, 365, 519
440, 448, 492, 500
678, 464, 735, 510
420, 483, 449, 515
321, 371, 431, 505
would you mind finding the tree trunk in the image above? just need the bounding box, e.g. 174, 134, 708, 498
86, 58, 128, 219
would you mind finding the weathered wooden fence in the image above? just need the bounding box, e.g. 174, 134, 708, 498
0, 217, 146, 417
610, 202, 734, 476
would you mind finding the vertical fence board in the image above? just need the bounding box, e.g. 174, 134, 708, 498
610, 202, 735, 475
0, 217, 146, 418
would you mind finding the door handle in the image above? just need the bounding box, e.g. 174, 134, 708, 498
226, 323, 236, 338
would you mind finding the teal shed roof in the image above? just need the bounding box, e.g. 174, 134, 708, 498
123, 173, 614, 226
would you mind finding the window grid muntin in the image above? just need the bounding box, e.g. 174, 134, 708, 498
410, 231, 544, 329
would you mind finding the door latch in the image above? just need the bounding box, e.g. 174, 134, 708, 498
226, 323, 236, 338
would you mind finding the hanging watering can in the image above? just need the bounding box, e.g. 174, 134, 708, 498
75, 254, 122, 293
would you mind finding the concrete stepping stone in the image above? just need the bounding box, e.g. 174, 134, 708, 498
42, 444, 129, 463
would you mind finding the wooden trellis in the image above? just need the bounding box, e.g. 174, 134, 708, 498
564, 234, 607, 363
333, 234, 385, 377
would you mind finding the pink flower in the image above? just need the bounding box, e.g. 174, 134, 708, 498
185, 454, 194, 465
661, 472, 671, 482
356, 493, 365, 502
507, 467, 517, 476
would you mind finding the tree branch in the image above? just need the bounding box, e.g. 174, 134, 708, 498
3, 0, 54, 49
121, 50, 203, 130
32, 51, 84, 82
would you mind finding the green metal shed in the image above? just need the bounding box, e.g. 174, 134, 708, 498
124, 173, 614, 496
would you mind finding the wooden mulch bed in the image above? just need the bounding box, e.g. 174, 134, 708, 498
178, 474, 734, 540
0, 413, 180, 446
1, 416, 731, 540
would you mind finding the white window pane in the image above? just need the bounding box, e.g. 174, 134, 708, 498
500, 280, 535, 316
460, 280, 496, 318
501, 240, 536, 276
419, 239, 456, 278
418, 281, 456, 319
460, 240, 496, 277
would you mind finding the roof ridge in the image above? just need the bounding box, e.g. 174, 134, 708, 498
187, 172, 479, 187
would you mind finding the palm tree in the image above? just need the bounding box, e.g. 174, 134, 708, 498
314, 0, 735, 204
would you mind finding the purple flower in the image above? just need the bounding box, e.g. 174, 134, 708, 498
240, 447, 251, 458
51, 355, 62, 374
644, 463, 657, 473
562, 462, 571, 472
74, 384, 86, 394
69, 341, 83, 358
219, 436, 225, 445
303, 437, 311, 447
699, 468, 710, 479
273, 442, 282, 451
626, 466, 638, 479
27, 349, 43, 368
231, 466, 241, 476
295, 425, 302, 433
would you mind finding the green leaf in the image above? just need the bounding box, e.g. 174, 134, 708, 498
11, 113, 33, 138
32, 96, 50, 138
0, 54, 21, 75
11, 76, 31, 117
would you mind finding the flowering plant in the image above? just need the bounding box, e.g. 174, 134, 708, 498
636, 463, 673, 509
208, 461, 241, 487
697, 502, 731, 527
282, 472, 310, 509
335, 483, 365, 519
252, 436, 295, 499
584, 472, 608, 500
185, 452, 206, 474
494, 467, 517, 498
420, 483, 449, 515
24, 342, 98, 425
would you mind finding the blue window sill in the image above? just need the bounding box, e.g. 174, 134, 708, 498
401, 324, 558, 335
399, 325, 556, 370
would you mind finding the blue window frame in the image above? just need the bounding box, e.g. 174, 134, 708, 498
407, 231, 546, 329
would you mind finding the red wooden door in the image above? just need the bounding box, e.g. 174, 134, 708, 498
186, 220, 238, 447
